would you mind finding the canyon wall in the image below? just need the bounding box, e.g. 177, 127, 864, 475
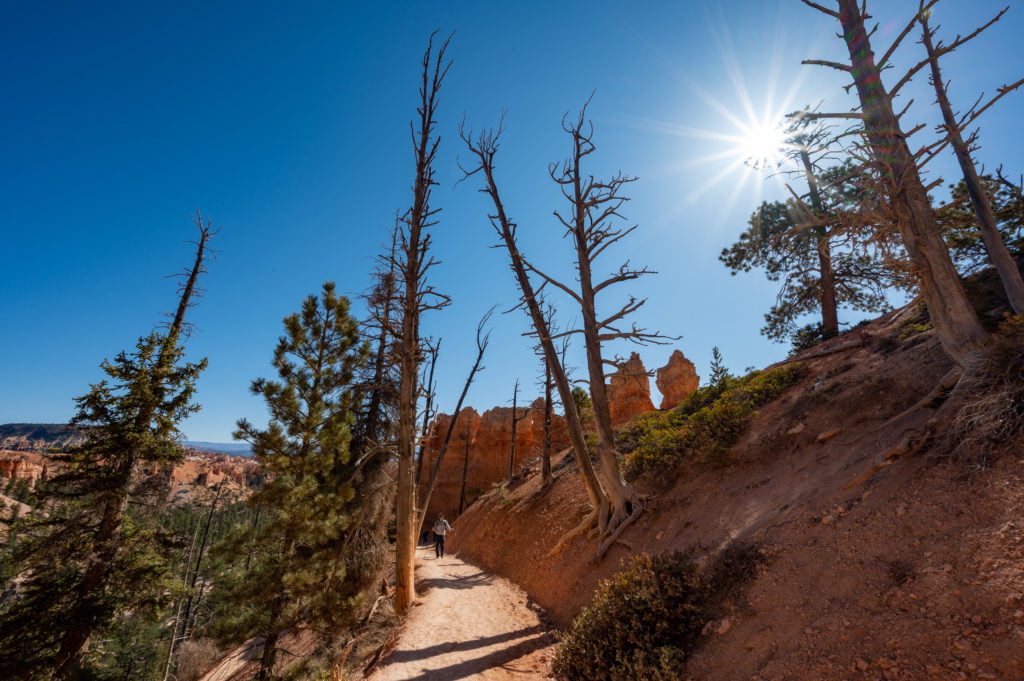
420, 349, 700, 520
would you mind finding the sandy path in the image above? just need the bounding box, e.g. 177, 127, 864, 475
366, 545, 557, 681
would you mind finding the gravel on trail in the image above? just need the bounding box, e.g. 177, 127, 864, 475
365, 545, 557, 681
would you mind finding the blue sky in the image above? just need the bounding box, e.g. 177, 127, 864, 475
3, 0, 1022, 442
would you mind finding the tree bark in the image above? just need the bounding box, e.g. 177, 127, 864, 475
541, 362, 553, 487
836, 0, 988, 363
921, 15, 1024, 314
797, 148, 840, 336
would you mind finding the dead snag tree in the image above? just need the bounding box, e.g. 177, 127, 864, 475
461, 114, 657, 560
919, 4, 1024, 314
460, 123, 604, 548
800, 0, 989, 365
507, 379, 531, 483
535, 102, 671, 538
787, 116, 842, 338
417, 308, 492, 529
389, 32, 451, 614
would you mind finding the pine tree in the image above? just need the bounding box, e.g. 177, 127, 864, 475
708, 347, 733, 389
211, 282, 370, 681
0, 218, 213, 681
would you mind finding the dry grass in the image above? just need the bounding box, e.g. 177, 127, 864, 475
949, 315, 1024, 467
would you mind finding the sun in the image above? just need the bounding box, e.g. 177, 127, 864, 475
732, 117, 789, 170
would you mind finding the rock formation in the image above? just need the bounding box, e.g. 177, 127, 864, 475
418, 404, 570, 521
0, 447, 257, 503
656, 349, 700, 409
0, 451, 48, 488
607, 352, 656, 426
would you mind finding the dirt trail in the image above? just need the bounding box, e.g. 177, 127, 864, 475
366, 544, 557, 681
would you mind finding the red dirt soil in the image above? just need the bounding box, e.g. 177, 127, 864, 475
450, 311, 1024, 680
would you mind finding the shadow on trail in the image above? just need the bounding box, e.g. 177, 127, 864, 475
417, 568, 493, 592
384, 627, 556, 681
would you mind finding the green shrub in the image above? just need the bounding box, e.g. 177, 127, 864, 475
789, 322, 837, 354
618, 364, 804, 479
552, 552, 706, 681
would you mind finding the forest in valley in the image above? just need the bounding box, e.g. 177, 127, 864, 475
2, 1, 1024, 679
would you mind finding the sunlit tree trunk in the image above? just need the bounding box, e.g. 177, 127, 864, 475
921, 13, 1024, 314
833, 0, 988, 362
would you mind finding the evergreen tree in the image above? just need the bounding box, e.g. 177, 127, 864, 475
210, 282, 370, 681
708, 347, 733, 389
0, 220, 213, 681
720, 171, 898, 345
939, 174, 1024, 274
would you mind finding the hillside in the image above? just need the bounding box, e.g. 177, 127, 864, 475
0, 423, 85, 452
450, 307, 1024, 680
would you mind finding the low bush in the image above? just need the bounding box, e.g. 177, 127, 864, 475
552, 545, 766, 681
552, 552, 706, 681
617, 364, 804, 479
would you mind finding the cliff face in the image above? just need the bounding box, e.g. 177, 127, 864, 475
0, 423, 85, 452
419, 349, 703, 520
0, 451, 49, 487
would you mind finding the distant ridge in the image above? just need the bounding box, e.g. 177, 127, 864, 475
182, 441, 254, 458
0, 424, 253, 458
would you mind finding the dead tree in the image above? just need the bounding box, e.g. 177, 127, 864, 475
799, 0, 989, 365
783, 116, 842, 336
416, 308, 491, 531
540, 357, 554, 487
389, 33, 452, 614
414, 338, 440, 490
507, 379, 531, 483
457, 422, 472, 515
531, 101, 674, 535
919, 4, 1024, 313
461, 120, 641, 561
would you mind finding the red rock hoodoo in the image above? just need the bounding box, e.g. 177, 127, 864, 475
607, 352, 655, 426
656, 349, 700, 409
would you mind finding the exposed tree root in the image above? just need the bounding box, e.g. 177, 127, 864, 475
838, 366, 962, 446
546, 492, 648, 562
843, 425, 934, 490
595, 496, 645, 562
546, 507, 598, 558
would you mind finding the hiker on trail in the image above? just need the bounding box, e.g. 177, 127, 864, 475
433, 514, 453, 558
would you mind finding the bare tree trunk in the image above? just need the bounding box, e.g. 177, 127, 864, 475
552, 109, 649, 539
458, 423, 471, 516
416, 312, 489, 536
541, 361, 553, 487
832, 0, 988, 363
507, 380, 529, 483
177, 484, 222, 644
393, 34, 451, 614
921, 14, 1024, 314
797, 148, 840, 336
461, 125, 609, 545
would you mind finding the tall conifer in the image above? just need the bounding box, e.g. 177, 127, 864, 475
211, 282, 370, 681
0, 218, 214, 680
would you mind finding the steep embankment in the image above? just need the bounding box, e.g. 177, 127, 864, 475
451, 310, 1024, 681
